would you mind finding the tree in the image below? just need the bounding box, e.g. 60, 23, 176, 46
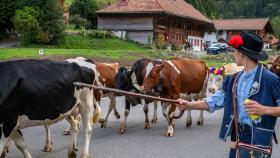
272, 16, 280, 39
185, 0, 218, 19
69, 0, 98, 29
0, 0, 46, 37
39, 0, 65, 44
13, 7, 40, 44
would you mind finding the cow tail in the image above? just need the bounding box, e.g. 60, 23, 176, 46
92, 97, 101, 124
0, 124, 2, 140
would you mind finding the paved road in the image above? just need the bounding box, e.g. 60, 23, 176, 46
0, 41, 17, 48
1, 96, 280, 158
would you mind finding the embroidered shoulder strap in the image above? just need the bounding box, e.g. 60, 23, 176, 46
233, 73, 241, 141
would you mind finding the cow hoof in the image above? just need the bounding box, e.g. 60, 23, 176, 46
0, 151, 8, 158
115, 113, 120, 119
166, 132, 174, 137
119, 123, 126, 134
42, 142, 53, 152
1, 145, 10, 158
68, 150, 76, 158
98, 118, 105, 124
144, 122, 150, 129
119, 127, 126, 134
63, 130, 71, 135
197, 120, 204, 126
100, 122, 108, 128
151, 118, 157, 124
166, 125, 174, 137
80, 153, 89, 158
186, 121, 192, 128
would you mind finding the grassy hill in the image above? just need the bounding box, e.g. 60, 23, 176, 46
19, 34, 144, 50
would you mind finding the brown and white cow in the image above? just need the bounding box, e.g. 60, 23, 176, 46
185, 63, 244, 128
141, 58, 208, 136
206, 63, 244, 96
269, 56, 280, 77
63, 57, 121, 132
115, 58, 162, 134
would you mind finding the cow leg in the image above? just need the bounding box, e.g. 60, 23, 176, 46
161, 103, 168, 118
197, 110, 204, 126
151, 100, 158, 124
63, 124, 71, 135
143, 103, 150, 129
0, 137, 12, 158
186, 110, 192, 127
64, 107, 80, 135
112, 96, 120, 119
42, 125, 53, 152
166, 105, 176, 137
68, 107, 82, 158
100, 95, 117, 128
119, 99, 130, 134
10, 130, 32, 158
79, 93, 94, 158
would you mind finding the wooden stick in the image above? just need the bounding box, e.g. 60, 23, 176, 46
73, 82, 180, 104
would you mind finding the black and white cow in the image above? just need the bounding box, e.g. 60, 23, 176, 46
115, 58, 162, 134
0, 59, 101, 158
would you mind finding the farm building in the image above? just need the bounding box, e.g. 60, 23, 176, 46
96, 0, 215, 51
204, 18, 276, 50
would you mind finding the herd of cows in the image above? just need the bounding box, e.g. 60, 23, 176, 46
0, 56, 280, 158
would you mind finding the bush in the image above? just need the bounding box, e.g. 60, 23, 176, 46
37, 30, 53, 44
87, 30, 113, 39
13, 6, 40, 45
13, 0, 65, 45
69, 15, 89, 29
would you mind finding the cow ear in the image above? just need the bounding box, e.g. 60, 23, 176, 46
127, 66, 135, 76
159, 64, 164, 70
267, 62, 273, 69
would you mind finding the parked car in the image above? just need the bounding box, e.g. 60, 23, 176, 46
206, 43, 228, 54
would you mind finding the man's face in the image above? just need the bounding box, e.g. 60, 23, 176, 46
234, 50, 243, 66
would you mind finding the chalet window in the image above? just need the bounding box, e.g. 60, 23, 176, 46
218, 31, 223, 35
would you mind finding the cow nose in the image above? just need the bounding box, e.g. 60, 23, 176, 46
208, 87, 216, 93
140, 86, 145, 93
140, 86, 147, 94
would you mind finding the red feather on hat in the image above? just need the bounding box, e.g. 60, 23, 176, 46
228, 35, 244, 49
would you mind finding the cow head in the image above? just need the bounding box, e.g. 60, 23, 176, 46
115, 66, 134, 90
141, 64, 164, 94
270, 56, 280, 77
206, 67, 224, 97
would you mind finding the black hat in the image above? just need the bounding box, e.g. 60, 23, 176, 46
228, 31, 268, 61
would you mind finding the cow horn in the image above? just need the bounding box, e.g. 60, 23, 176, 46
173, 110, 185, 119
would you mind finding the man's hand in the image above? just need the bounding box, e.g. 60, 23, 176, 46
244, 100, 268, 116
176, 98, 190, 110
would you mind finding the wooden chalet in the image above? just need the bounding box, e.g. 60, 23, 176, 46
96, 0, 215, 51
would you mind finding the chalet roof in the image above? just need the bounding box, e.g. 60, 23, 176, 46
96, 0, 212, 24
213, 18, 271, 31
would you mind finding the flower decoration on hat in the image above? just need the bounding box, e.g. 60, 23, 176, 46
228, 35, 244, 49
210, 67, 223, 75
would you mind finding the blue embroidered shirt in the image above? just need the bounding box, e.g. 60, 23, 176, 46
205, 65, 280, 125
